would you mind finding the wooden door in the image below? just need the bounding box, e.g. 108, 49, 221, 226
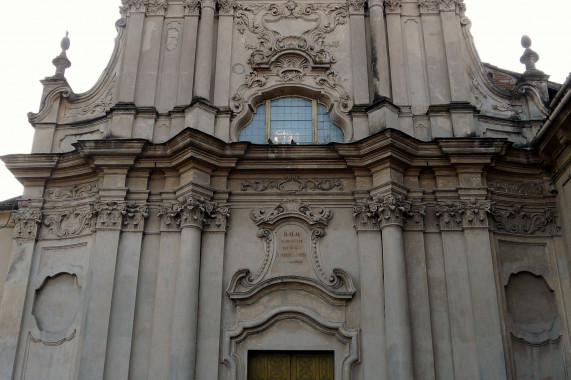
248, 351, 334, 380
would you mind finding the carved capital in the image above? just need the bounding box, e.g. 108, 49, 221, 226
370, 194, 412, 228
490, 205, 560, 236
418, 0, 439, 13
147, 0, 169, 15
202, 0, 217, 10
439, 0, 465, 14
158, 202, 182, 231
462, 199, 491, 229
13, 209, 42, 240
120, 0, 148, 16
367, 0, 384, 10
92, 201, 126, 230
179, 196, 216, 229
122, 203, 149, 232
434, 201, 464, 231
403, 203, 427, 231
218, 0, 235, 14
184, 0, 201, 15
204, 203, 231, 232
348, 0, 365, 13
353, 199, 379, 231
435, 199, 491, 231
383, 0, 402, 13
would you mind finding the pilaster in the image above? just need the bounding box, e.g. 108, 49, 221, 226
0, 204, 42, 379
348, 0, 369, 106
213, 0, 236, 107
367, 0, 391, 99
176, 0, 201, 105
193, 0, 217, 101
384, 0, 409, 106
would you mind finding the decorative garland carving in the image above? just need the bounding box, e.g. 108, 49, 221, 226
43, 208, 96, 238
29, 329, 76, 347
44, 181, 99, 200
241, 176, 344, 192
488, 179, 544, 196
491, 205, 560, 236
13, 209, 42, 239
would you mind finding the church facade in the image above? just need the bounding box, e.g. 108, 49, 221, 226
0, 0, 570, 379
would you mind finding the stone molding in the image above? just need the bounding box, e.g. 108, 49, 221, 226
13, 209, 43, 240
490, 204, 560, 236
158, 196, 230, 231
240, 176, 344, 193
383, 0, 402, 14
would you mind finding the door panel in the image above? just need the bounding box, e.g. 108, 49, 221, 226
248, 352, 333, 380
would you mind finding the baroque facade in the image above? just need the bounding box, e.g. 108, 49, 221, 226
0, 0, 570, 379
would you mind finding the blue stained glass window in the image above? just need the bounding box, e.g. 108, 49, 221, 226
238, 97, 344, 144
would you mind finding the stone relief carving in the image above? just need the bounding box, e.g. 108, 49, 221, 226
121, 0, 168, 16
122, 203, 149, 232
29, 329, 77, 347
241, 176, 344, 192
13, 209, 43, 239
228, 200, 354, 300
44, 181, 99, 200
235, 0, 347, 66
166, 24, 181, 51
366, 194, 413, 228
491, 205, 560, 236
43, 208, 96, 238
492, 103, 524, 115
488, 179, 544, 196
64, 78, 116, 121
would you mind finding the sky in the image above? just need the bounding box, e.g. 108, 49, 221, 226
0, 0, 569, 201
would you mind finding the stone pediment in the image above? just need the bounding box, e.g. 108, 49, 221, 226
227, 200, 355, 302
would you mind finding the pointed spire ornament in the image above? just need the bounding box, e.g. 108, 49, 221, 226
52, 31, 71, 78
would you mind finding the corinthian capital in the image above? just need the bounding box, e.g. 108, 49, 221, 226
13, 209, 42, 240
183, 0, 201, 15
218, 0, 235, 14
348, 0, 365, 13
418, 0, 439, 13
205, 203, 231, 232
120, 0, 148, 16
384, 0, 402, 14
439, 0, 466, 14
147, 0, 169, 15
92, 201, 126, 230
178, 196, 215, 229
122, 203, 149, 232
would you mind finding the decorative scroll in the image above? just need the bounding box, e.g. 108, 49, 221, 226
241, 176, 344, 193
488, 179, 544, 196
44, 181, 99, 200
43, 209, 96, 238
251, 200, 332, 226
64, 78, 116, 121
491, 205, 560, 236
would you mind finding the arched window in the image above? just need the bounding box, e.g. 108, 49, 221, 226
239, 97, 344, 144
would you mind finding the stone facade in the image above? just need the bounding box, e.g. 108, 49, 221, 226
0, 0, 570, 379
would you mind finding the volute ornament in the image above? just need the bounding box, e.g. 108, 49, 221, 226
491, 205, 560, 236
43, 208, 96, 238
92, 201, 126, 230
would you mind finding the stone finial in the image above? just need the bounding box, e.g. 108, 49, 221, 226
520, 35, 541, 74
52, 31, 71, 78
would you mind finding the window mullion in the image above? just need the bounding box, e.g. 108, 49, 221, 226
265, 100, 271, 142
312, 100, 318, 143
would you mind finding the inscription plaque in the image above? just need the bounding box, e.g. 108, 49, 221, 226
272, 224, 310, 276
